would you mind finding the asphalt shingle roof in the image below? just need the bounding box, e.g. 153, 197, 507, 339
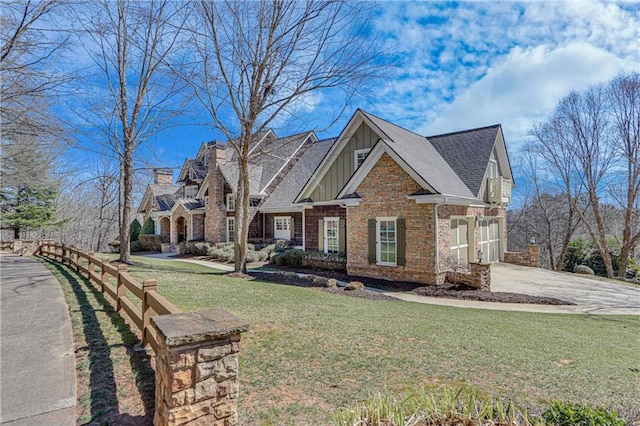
360, 111, 475, 198
262, 138, 336, 210
428, 125, 500, 197
221, 131, 313, 194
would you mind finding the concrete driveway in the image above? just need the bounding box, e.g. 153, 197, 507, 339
491, 262, 640, 315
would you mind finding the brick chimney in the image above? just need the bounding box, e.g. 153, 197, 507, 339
153, 168, 173, 185
205, 142, 227, 242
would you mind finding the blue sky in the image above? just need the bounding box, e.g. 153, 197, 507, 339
79, 1, 640, 176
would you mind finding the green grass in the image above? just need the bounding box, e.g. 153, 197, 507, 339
108, 254, 640, 425
40, 257, 155, 424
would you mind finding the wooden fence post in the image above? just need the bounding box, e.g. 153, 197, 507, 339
101, 258, 111, 293
142, 279, 158, 348
116, 264, 128, 311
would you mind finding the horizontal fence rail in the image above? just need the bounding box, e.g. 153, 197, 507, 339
38, 241, 181, 355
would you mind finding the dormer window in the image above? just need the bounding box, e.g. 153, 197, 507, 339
185, 185, 197, 198
354, 148, 371, 169
227, 194, 235, 212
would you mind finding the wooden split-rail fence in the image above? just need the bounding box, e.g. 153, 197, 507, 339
39, 242, 180, 355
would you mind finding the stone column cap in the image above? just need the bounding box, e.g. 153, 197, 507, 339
152, 308, 250, 347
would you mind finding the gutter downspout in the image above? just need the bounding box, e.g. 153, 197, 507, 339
434, 197, 447, 285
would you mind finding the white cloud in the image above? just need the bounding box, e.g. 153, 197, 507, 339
422, 42, 632, 145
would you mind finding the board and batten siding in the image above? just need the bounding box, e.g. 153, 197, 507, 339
309, 122, 380, 202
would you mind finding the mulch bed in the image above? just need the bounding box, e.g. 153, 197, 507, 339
261, 265, 574, 305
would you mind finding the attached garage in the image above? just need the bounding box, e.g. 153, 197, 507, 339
479, 218, 501, 263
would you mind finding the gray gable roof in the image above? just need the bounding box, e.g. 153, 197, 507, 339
220, 131, 313, 194
262, 138, 336, 210
156, 193, 179, 211
360, 111, 475, 198
428, 125, 500, 197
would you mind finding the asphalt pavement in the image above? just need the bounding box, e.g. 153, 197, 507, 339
0, 253, 76, 425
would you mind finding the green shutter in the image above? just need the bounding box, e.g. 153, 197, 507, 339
397, 218, 406, 266
338, 219, 346, 256
318, 219, 324, 252
368, 219, 376, 264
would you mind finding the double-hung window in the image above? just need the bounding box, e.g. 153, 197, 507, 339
377, 218, 397, 265
450, 218, 469, 267
226, 194, 235, 212
227, 217, 235, 242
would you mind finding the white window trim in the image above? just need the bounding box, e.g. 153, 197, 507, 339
226, 194, 235, 212
274, 216, 292, 239
354, 148, 371, 170
185, 185, 198, 198
450, 218, 470, 267
226, 217, 235, 243
376, 216, 397, 266
324, 217, 339, 254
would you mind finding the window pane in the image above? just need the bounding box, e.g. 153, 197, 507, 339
459, 221, 468, 245
450, 220, 458, 246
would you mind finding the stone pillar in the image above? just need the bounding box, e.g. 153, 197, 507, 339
526, 245, 541, 268
469, 262, 491, 291
152, 308, 249, 426
12, 240, 23, 255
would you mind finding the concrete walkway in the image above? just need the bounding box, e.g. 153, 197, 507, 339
0, 253, 76, 425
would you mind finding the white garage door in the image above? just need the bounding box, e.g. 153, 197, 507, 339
479, 218, 500, 263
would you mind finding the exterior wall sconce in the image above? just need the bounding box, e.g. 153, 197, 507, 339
477, 249, 484, 263
530, 237, 536, 244
476, 213, 485, 223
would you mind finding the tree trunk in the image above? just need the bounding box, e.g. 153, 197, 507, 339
119, 140, 133, 264
233, 133, 251, 273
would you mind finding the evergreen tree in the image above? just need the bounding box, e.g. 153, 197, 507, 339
1, 185, 61, 238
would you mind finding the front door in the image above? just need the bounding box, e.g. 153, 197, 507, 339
324, 218, 339, 254
274, 217, 291, 240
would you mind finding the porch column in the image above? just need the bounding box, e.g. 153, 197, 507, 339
301, 208, 306, 250
170, 217, 175, 244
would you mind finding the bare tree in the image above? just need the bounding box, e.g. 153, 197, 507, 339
75, 0, 188, 263
525, 114, 586, 270
185, 0, 380, 272
609, 72, 640, 278
526, 72, 640, 278
0, 0, 70, 141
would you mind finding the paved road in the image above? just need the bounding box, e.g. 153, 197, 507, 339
491, 262, 640, 315
0, 253, 76, 425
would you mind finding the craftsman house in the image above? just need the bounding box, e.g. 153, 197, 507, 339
138, 109, 513, 284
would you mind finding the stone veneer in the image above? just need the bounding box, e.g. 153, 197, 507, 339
152, 308, 249, 426
347, 153, 438, 284
347, 153, 507, 285
445, 262, 491, 291
204, 146, 227, 243
504, 245, 541, 268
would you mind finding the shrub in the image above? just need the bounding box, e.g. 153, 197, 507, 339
183, 241, 214, 256
541, 401, 625, 426
325, 278, 338, 288
129, 240, 143, 253
246, 251, 260, 263
108, 240, 119, 253
141, 217, 155, 235
273, 249, 305, 267
334, 387, 533, 426
283, 272, 299, 280
345, 281, 364, 291
139, 235, 162, 252
129, 219, 141, 242
312, 276, 328, 286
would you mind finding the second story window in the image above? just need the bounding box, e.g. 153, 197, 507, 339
227, 194, 235, 212
185, 185, 197, 198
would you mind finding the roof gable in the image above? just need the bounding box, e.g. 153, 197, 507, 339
428, 125, 501, 197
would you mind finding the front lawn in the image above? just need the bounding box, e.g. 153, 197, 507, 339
118, 255, 640, 424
